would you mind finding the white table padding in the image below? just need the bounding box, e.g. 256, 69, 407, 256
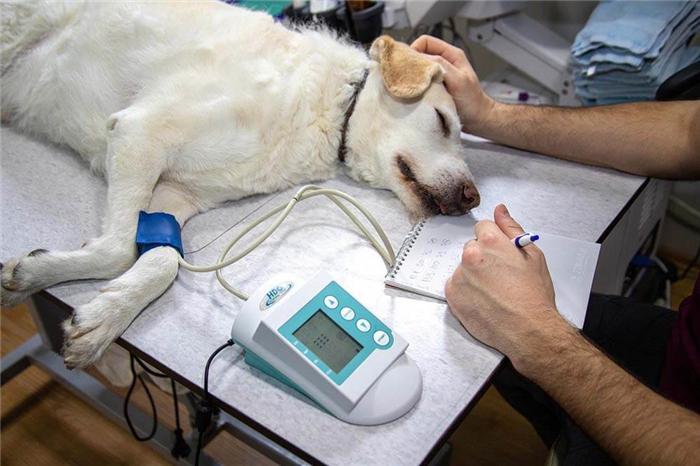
1, 126, 645, 465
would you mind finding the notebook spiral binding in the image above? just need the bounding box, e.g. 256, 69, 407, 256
385, 220, 426, 280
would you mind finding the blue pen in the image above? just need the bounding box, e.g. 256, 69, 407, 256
513, 233, 539, 248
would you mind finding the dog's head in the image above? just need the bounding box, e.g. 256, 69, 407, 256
344, 35, 479, 218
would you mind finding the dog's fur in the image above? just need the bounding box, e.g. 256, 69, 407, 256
1, 1, 479, 369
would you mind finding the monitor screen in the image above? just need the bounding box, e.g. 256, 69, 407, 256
293, 310, 363, 374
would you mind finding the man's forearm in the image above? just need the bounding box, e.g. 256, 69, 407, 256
470, 100, 700, 180
522, 326, 700, 466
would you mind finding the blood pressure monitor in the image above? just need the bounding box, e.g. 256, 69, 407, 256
231, 271, 422, 425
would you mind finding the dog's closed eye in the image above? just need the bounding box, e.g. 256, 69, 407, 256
435, 109, 449, 138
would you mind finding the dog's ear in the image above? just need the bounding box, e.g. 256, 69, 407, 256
370, 35, 444, 99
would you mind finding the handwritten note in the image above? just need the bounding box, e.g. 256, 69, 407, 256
385, 216, 601, 329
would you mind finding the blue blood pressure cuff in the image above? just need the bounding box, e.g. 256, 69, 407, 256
135, 211, 184, 257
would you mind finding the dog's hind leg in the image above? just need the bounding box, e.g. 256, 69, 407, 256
61, 182, 201, 369
1, 108, 170, 307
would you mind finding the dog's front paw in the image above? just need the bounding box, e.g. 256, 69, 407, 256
62, 316, 117, 370
0, 249, 49, 306
61, 285, 134, 370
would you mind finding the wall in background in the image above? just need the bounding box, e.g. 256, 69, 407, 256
454, 1, 597, 78
522, 1, 598, 41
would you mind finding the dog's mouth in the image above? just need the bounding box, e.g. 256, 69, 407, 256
396, 156, 479, 216
397, 156, 446, 215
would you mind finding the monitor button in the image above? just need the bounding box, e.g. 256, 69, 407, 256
323, 295, 338, 309
340, 307, 355, 321
356, 319, 371, 333
373, 331, 390, 346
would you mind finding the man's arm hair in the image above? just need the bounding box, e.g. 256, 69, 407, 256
521, 327, 700, 466
472, 100, 700, 180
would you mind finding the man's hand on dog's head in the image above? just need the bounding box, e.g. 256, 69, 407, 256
411, 35, 496, 135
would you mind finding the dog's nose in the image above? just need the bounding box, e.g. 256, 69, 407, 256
436, 183, 480, 216
462, 184, 480, 210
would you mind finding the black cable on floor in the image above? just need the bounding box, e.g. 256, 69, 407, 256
169, 377, 191, 459
124, 354, 159, 442
195, 339, 235, 466
123, 354, 190, 458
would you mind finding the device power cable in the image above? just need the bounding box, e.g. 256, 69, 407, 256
177, 186, 395, 464
195, 339, 235, 466
169, 377, 191, 459
177, 185, 396, 301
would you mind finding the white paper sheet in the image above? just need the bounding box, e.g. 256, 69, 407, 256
385, 216, 601, 328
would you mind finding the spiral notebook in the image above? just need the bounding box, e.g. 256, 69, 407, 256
384, 216, 601, 329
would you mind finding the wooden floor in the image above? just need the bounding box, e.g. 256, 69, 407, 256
1, 262, 696, 466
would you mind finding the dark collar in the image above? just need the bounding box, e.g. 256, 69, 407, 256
338, 69, 369, 163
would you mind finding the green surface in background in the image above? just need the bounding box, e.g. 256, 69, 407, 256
235, 1, 292, 17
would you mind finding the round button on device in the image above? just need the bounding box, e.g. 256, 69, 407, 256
356, 319, 371, 333
323, 295, 338, 309
373, 331, 390, 346
340, 307, 355, 321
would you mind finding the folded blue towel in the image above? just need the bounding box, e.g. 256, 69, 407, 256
573, 5, 700, 73
571, 0, 700, 105
576, 54, 700, 100
572, 1, 693, 56
576, 47, 700, 103
577, 15, 700, 83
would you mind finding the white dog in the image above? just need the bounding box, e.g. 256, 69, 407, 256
1, 1, 480, 369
